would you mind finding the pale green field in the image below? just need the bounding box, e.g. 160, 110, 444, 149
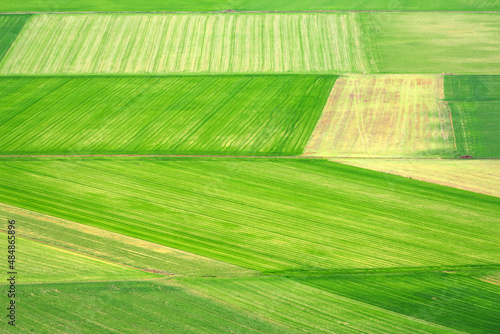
1, 236, 158, 283
304, 75, 454, 158
363, 13, 500, 74
0, 203, 255, 277
332, 159, 500, 198
0, 13, 368, 74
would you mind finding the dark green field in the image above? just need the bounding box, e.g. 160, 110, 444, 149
445, 75, 500, 101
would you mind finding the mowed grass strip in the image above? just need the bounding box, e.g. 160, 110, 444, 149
182, 276, 460, 334
448, 102, 500, 157
0, 158, 498, 272
444, 75, 500, 101
331, 159, 500, 198
361, 13, 500, 74
297, 272, 500, 334
7, 280, 291, 333
0, 203, 255, 277
0, 15, 31, 62
0, 75, 334, 155
0, 236, 159, 283
0, 13, 368, 74
304, 75, 454, 158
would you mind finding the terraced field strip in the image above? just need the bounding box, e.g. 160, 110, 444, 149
0, 158, 498, 272
182, 276, 462, 333
0, 15, 31, 62
298, 272, 500, 334
304, 75, 455, 158
361, 12, 500, 74
444, 75, 500, 101
0, 13, 368, 74
0, 202, 255, 277
6, 280, 291, 333
331, 159, 500, 197
0, 75, 334, 155
0, 234, 159, 283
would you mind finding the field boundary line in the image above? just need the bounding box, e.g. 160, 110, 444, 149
445, 101, 458, 152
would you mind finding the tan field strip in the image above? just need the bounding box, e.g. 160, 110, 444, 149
304, 75, 455, 157
331, 159, 500, 198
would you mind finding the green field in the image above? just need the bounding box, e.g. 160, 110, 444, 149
0, 15, 30, 62
0, 13, 368, 74
363, 13, 500, 74
0, 75, 334, 155
182, 276, 463, 333
448, 101, 500, 157
298, 272, 500, 334
0, 158, 498, 272
445, 75, 500, 101
0, 203, 256, 277
3, 280, 290, 333
1, 0, 498, 12
5, 237, 158, 283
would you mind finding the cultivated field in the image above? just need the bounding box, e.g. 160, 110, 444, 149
304, 75, 454, 157
299, 272, 500, 334
444, 75, 500, 101
9, 280, 290, 333
0, 15, 30, 61
331, 159, 500, 197
363, 13, 500, 74
1, 0, 498, 12
0, 13, 368, 74
0, 75, 334, 155
182, 276, 463, 333
0, 202, 255, 277
0, 158, 498, 272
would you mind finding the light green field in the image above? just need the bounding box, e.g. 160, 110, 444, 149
362, 13, 500, 74
0, 15, 30, 62
182, 276, 461, 333
0, 203, 255, 277
298, 272, 500, 334
0, 158, 498, 272
0, 75, 334, 155
0, 13, 368, 74
304, 75, 455, 158
331, 159, 500, 198
5, 280, 290, 333
1, 0, 497, 12
1, 236, 158, 283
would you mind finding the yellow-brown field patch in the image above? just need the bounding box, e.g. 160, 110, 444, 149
331, 159, 500, 198
304, 75, 455, 157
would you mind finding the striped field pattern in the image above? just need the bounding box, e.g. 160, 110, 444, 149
0, 202, 255, 277
304, 75, 455, 157
0, 15, 31, 62
0, 13, 369, 74
183, 276, 462, 333
0, 158, 498, 272
299, 272, 500, 334
0, 76, 334, 155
